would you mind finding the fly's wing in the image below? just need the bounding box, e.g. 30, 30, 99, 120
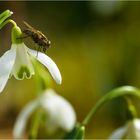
37, 30, 48, 40
23, 21, 35, 30
23, 21, 47, 40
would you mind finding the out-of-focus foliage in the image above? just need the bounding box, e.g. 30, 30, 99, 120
0, 1, 140, 139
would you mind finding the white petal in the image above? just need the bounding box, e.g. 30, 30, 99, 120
40, 89, 76, 133
27, 47, 62, 84
12, 43, 35, 80
134, 119, 140, 138
0, 47, 16, 92
108, 125, 127, 139
109, 119, 140, 139
127, 119, 140, 139
13, 100, 39, 139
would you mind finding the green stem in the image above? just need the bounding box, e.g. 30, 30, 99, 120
0, 10, 11, 19
0, 10, 13, 24
124, 96, 137, 119
28, 60, 53, 138
29, 109, 43, 139
0, 19, 17, 29
82, 86, 140, 126
28, 59, 53, 139
32, 59, 53, 94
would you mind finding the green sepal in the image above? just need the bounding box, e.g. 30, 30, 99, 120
0, 10, 13, 25
12, 26, 23, 44
64, 124, 85, 139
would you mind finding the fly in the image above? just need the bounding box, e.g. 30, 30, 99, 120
21, 21, 51, 55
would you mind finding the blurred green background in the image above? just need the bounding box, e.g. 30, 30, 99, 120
1, 1, 140, 139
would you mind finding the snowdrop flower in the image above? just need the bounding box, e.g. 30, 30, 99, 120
108, 119, 140, 139
0, 25, 61, 92
13, 89, 76, 139
40, 89, 76, 133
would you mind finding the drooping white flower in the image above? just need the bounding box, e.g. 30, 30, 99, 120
40, 89, 76, 133
0, 25, 62, 92
13, 89, 76, 139
108, 119, 140, 139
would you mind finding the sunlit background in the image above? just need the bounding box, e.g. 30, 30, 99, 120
0, 1, 140, 139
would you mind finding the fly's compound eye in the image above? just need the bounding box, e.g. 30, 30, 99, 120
48, 40, 51, 46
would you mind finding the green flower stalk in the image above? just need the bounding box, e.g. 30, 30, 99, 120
82, 86, 140, 126
0, 10, 13, 25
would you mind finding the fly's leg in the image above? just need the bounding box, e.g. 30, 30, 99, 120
36, 46, 41, 57
34, 44, 38, 51
42, 46, 47, 53
16, 35, 30, 39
